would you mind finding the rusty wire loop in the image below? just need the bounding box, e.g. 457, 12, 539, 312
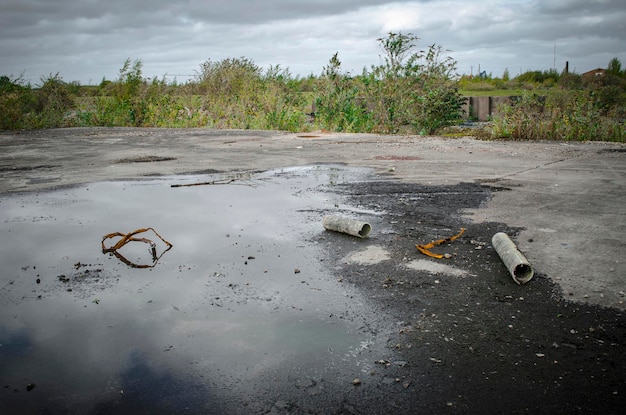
101, 228, 173, 268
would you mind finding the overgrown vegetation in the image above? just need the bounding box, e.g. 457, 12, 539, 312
1, 34, 625, 141
315, 34, 464, 134
491, 83, 625, 142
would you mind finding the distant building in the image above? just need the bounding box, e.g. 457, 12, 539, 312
582, 68, 606, 78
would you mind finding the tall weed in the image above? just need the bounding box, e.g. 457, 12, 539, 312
491, 89, 625, 142
0, 75, 35, 130
314, 34, 463, 134
0, 73, 76, 129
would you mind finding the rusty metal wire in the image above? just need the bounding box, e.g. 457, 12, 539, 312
101, 228, 173, 268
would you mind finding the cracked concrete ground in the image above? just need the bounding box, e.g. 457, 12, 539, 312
2, 127, 624, 309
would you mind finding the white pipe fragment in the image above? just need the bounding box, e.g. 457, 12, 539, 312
492, 232, 534, 285
322, 215, 371, 238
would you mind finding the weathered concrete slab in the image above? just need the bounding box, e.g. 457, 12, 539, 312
1, 127, 624, 309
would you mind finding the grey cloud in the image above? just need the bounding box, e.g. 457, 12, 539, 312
2, 0, 418, 28
537, 0, 624, 14
0, 0, 624, 83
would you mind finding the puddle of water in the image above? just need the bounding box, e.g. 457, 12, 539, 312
0, 165, 392, 412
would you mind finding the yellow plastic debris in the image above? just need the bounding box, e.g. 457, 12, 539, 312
416, 228, 465, 259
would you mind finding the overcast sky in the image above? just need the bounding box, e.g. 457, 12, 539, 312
1, 0, 625, 85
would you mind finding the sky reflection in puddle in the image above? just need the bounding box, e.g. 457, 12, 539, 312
0, 165, 390, 413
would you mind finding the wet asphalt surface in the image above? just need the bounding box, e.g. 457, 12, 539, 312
320, 180, 626, 414
0, 128, 625, 414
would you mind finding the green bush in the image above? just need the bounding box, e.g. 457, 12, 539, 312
314, 33, 464, 134
0, 73, 76, 130
491, 88, 625, 142
0, 75, 35, 130
33, 74, 76, 128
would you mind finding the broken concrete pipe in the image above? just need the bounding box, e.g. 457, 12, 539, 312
322, 215, 371, 238
492, 232, 534, 285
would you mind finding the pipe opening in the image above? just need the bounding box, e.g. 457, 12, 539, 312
359, 224, 372, 238
513, 263, 534, 283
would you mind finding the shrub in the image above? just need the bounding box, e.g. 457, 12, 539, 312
491, 87, 625, 142
0, 75, 35, 130
313, 53, 373, 132
33, 74, 76, 128
314, 33, 464, 134
0, 73, 76, 130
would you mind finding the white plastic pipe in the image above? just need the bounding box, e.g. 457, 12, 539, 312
492, 232, 534, 285
322, 215, 371, 238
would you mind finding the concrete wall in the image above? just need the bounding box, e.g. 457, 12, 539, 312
462, 96, 517, 121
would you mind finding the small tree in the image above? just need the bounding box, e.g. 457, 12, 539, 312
314, 53, 372, 132
607, 57, 622, 76
368, 32, 463, 134
377, 32, 421, 78
0, 74, 35, 130
34, 73, 75, 127
502, 68, 510, 82
115, 58, 144, 102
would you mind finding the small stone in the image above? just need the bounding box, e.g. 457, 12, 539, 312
352, 378, 361, 386
294, 268, 301, 274
274, 400, 289, 410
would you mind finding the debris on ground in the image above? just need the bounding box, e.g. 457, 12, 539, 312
416, 228, 465, 259
101, 227, 173, 268
492, 232, 534, 285
170, 172, 257, 188
322, 215, 372, 238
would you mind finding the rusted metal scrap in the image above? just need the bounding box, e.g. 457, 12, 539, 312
101, 227, 173, 268
171, 177, 240, 188
170, 172, 258, 188
416, 228, 465, 259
